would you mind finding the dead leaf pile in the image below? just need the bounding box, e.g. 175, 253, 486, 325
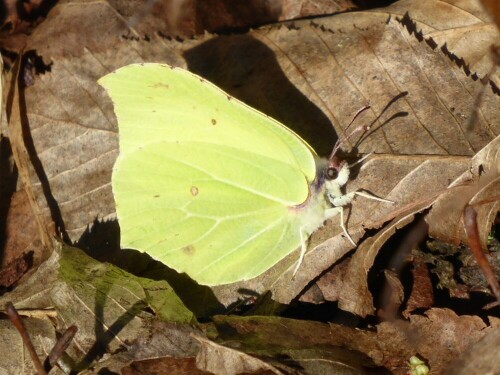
0, 0, 499, 374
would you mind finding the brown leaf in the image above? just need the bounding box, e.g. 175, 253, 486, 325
378, 308, 497, 374
122, 356, 213, 375
105, 0, 359, 37
404, 256, 434, 316
209, 311, 498, 374
378, 269, 405, 319
299, 256, 351, 303
2, 189, 47, 269
281, 0, 357, 21
336, 214, 411, 317
336, 161, 449, 318
0, 251, 31, 289
444, 327, 500, 375
426, 136, 500, 247
194, 335, 284, 375
6, 59, 54, 254
77, 320, 202, 374
211, 315, 382, 372
480, 0, 500, 29
0, 317, 56, 374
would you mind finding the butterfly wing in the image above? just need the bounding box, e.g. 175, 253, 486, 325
99, 63, 322, 285
114, 141, 307, 285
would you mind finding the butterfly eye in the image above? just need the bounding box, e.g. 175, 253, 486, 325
326, 167, 339, 180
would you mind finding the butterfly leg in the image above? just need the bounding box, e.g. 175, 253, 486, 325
292, 227, 309, 276
325, 206, 356, 246
353, 191, 393, 204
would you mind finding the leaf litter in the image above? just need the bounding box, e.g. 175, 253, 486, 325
0, 0, 499, 374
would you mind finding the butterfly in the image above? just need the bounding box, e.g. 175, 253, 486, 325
99, 63, 391, 286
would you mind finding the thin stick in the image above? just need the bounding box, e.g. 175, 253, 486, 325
463, 205, 500, 303
5, 302, 47, 375
48, 325, 78, 368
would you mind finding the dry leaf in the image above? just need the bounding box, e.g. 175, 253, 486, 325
378, 308, 498, 374
209, 310, 498, 374
404, 256, 434, 316
427, 135, 500, 247
444, 327, 500, 375
1, 189, 47, 269
122, 356, 212, 375
194, 335, 284, 375
0, 317, 56, 375
0, 241, 195, 371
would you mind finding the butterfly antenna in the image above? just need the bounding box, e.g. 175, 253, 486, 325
329, 105, 371, 159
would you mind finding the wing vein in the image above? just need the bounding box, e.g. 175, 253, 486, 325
194, 215, 287, 276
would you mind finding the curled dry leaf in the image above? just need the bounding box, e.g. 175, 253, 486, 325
324, 136, 499, 317
333, 156, 465, 317
427, 135, 500, 248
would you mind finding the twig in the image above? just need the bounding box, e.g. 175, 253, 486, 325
48, 325, 78, 368
463, 205, 500, 304
5, 302, 47, 375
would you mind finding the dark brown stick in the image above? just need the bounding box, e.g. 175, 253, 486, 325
463, 205, 500, 303
5, 302, 47, 375
48, 325, 78, 368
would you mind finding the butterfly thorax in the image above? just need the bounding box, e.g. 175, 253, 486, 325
293, 180, 331, 238
290, 156, 351, 238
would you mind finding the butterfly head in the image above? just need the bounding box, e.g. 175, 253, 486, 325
325, 156, 350, 187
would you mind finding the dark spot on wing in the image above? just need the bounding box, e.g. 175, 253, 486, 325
153, 195, 160, 198
211, 118, 217, 125
182, 245, 195, 255
151, 83, 169, 89
190, 186, 199, 196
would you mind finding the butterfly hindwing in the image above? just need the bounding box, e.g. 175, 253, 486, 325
114, 141, 306, 284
